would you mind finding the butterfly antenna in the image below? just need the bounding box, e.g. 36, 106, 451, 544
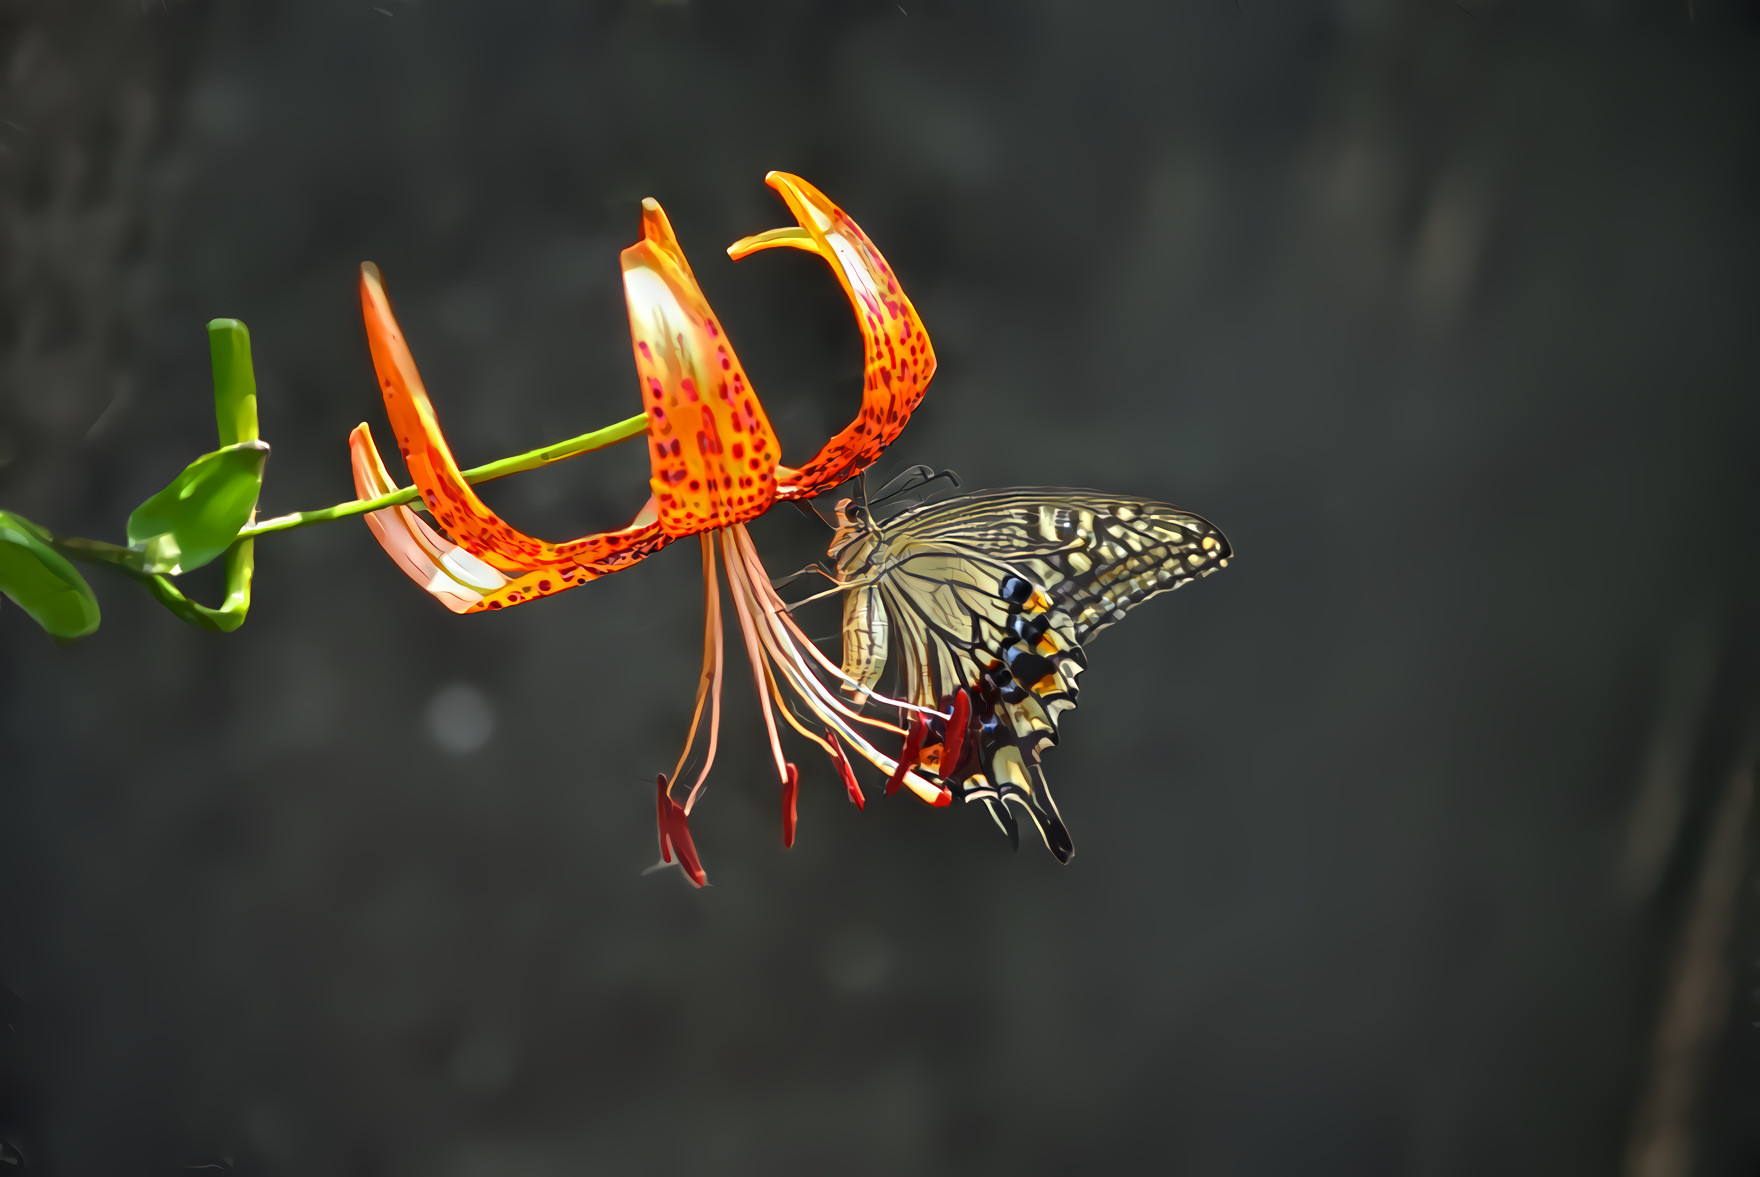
867, 465, 963, 510
869, 464, 935, 504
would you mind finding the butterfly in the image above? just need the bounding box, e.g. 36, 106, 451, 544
820, 470, 1231, 861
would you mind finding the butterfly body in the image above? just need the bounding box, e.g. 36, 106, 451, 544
830, 486, 1231, 860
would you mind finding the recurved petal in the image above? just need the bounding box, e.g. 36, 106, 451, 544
728, 172, 936, 498
357, 263, 669, 609
623, 199, 781, 538
350, 423, 509, 614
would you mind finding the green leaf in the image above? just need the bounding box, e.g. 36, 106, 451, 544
0, 511, 101, 638
207, 319, 260, 446
126, 439, 270, 575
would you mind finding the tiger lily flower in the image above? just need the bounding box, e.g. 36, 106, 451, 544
350, 172, 942, 884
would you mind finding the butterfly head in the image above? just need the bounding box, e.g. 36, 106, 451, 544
827, 495, 878, 565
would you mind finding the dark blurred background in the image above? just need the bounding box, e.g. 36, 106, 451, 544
3, 0, 1759, 1173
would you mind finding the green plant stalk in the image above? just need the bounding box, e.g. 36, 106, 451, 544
52, 534, 253, 631
48, 411, 646, 576
129, 539, 255, 632
237, 411, 650, 539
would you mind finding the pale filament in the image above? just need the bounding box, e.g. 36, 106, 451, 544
664, 522, 947, 818
736, 529, 938, 722
725, 524, 941, 803
717, 527, 791, 784
675, 533, 725, 814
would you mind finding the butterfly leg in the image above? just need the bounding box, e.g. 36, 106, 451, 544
769, 562, 838, 592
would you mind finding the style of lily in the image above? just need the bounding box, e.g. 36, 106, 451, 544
350, 172, 944, 885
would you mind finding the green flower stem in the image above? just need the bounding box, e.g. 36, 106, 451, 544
127, 539, 254, 633
237, 411, 649, 539
52, 533, 254, 631
51, 534, 145, 570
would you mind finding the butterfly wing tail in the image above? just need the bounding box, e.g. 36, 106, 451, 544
989, 744, 1074, 863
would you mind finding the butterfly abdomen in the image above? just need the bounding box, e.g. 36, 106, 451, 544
839, 585, 889, 705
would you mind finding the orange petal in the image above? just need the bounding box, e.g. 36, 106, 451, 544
623, 199, 782, 537
729, 172, 936, 499
357, 263, 668, 608
350, 423, 510, 614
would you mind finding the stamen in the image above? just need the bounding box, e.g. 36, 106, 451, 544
733, 525, 929, 726
942, 688, 972, 781
673, 533, 726, 812
719, 528, 790, 781
655, 773, 707, 887
825, 729, 864, 810
728, 528, 908, 770
781, 763, 799, 848
887, 712, 928, 796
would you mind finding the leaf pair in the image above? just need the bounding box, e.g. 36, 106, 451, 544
0, 319, 266, 640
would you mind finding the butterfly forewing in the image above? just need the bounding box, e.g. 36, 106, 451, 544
878, 489, 1231, 643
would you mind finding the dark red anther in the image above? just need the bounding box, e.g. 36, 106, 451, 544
941, 688, 971, 781
655, 772, 707, 887
782, 762, 800, 849
656, 773, 674, 864
886, 712, 929, 796
666, 799, 707, 888
826, 731, 864, 811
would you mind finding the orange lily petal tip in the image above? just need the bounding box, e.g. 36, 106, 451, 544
726, 171, 937, 499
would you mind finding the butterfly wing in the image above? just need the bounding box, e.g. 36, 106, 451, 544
839, 488, 1231, 861
882, 488, 1232, 644
866, 538, 1086, 860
